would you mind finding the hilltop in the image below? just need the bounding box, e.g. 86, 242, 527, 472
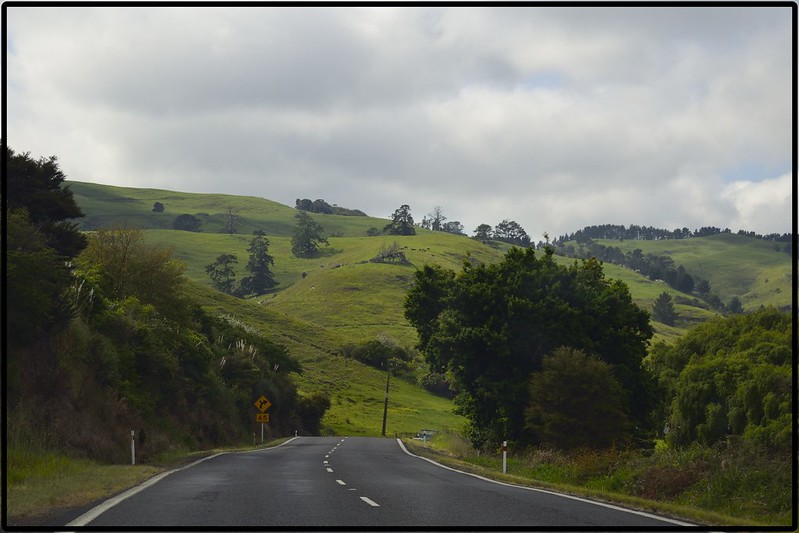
66, 180, 793, 430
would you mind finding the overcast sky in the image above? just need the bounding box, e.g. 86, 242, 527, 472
5, 5, 794, 239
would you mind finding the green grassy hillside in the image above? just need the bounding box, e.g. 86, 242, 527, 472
184, 282, 465, 436
67, 181, 791, 432
592, 235, 792, 312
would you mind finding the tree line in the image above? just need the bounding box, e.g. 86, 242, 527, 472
556, 224, 792, 251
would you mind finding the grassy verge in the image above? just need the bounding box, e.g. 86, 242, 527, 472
5, 438, 292, 524
402, 431, 792, 528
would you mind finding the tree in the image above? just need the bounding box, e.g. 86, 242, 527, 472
291, 211, 329, 258
239, 231, 278, 296
647, 308, 791, 450
79, 226, 188, 322
728, 296, 743, 314
6, 209, 74, 344
525, 347, 629, 450
384, 204, 416, 235
5, 144, 87, 258
695, 278, 711, 298
428, 206, 446, 231
652, 291, 677, 326
473, 224, 493, 242
224, 207, 241, 234
442, 221, 465, 235
152, 202, 165, 213
493, 219, 531, 246
205, 254, 239, 295
405, 247, 654, 449
173, 213, 202, 232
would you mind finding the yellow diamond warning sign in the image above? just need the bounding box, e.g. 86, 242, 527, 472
255, 395, 272, 413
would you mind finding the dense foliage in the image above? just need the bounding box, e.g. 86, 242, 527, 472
6, 149, 329, 463
525, 347, 629, 450
646, 308, 792, 451
5, 145, 87, 257
405, 247, 655, 449
337, 338, 415, 381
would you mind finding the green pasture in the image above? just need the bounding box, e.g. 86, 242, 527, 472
592, 234, 791, 311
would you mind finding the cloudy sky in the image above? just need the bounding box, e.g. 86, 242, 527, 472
5, 5, 794, 239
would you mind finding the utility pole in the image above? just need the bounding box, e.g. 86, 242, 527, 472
381, 363, 391, 436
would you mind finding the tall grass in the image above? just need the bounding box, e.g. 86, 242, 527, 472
417, 432, 792, 526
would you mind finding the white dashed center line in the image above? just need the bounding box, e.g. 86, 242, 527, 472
360, 496, 380, 507
326, 467, 334, 473
336, 479, 346, 485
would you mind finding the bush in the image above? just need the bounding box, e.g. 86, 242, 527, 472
525, 347, 629, 450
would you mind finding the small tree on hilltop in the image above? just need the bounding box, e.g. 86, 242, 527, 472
384, 205, 416, 235
473, 224, 493, 242
291, 211, 329, 258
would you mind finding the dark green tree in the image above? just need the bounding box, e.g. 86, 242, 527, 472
728, 296, 743, 314
384, 204, 416, 235
695, 278, 711, 297
152, 202, 165, 213
205, 254, 239, 295
473, 224, 493, 242
442, 221, 465, 235
525, 347, 629, 450
493, 219, 531, 246
5, 144, 87, 257
173, 214, 202, 232
652, 291, 677, 326
405, 247, 654, 449
291, 211, 329, 258
239, 231, 278, 296
6, 209, 73, 344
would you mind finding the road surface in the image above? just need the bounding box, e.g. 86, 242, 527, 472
68, 436, 689, 528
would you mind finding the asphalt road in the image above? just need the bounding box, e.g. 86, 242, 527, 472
68, 436, 689, 529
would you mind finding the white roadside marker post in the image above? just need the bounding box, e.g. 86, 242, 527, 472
502, 441, 507, 474
131, 430, 136, 466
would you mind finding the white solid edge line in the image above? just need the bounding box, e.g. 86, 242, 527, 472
395, 438, 694, 527
66, 436, 301, 528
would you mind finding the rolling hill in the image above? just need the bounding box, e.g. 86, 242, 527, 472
66, 180, 793, 432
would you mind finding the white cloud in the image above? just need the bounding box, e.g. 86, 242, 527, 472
722, 173, 794, 235
5, 5, 793, 238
